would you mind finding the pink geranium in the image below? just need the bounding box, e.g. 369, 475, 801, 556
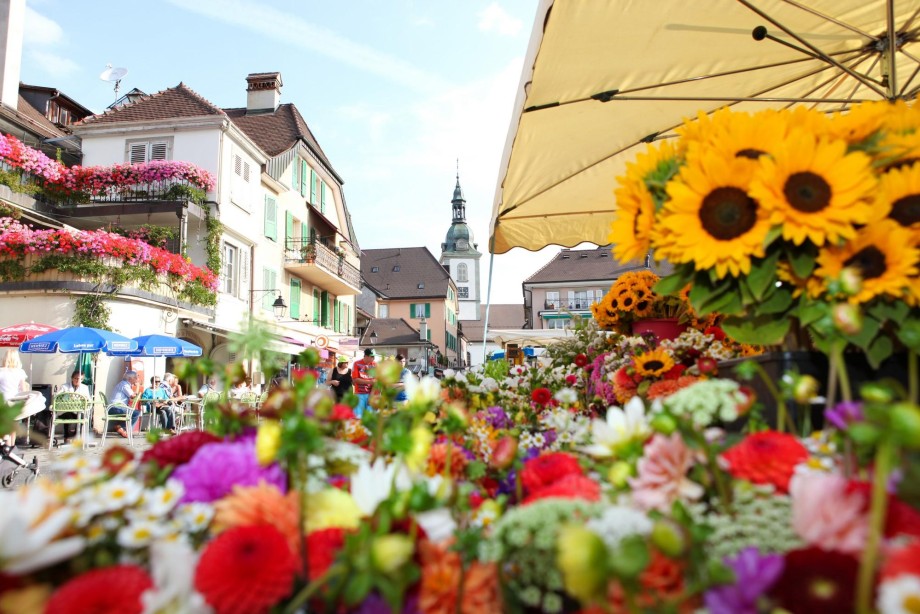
629, 432, 703, 512
789, 472, 868, 554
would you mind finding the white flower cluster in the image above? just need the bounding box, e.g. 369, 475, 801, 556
661, 378, 747, 427
539, 407, 590, 449
585, 505, 653, 551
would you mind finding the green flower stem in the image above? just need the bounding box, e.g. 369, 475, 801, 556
750, 362, 794, 433
370, 408, 387, 464
703, 437, 733, 514
909, 352, 918, 405
283, 562, 345, 614
831, 341, 853, 404
856, 439, 894, 614
825, 349, 839, 414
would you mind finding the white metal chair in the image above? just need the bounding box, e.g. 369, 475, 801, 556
102, 395, 141, 447
48, 392, 90, 450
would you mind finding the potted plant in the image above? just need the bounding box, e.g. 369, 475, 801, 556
301, 242, 317, 263
590, 270, 693, 340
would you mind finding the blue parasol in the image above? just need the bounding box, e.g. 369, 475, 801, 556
19, 326, 138, 354
108, 334, 202, 358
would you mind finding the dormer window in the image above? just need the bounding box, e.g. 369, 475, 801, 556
418, 283, 425, 289
371, 266, 379, 273
393, 265, 400, 272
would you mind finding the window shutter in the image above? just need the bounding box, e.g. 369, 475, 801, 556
344, 304, 349, 333
285, 211, 294, 248
425, 303, 431, 318
129, 143, 147, 164
301, 161, 308, 197
310, 169, 317, 204
243, 162, 251, 183
264, 196, 277, 241
334, 301, 340, 332
313, 290, 320, 324
262, 269, 272, 309
427, 329, 431, 341
292, 157, 300, 191
320, 182, 327, 213
301, 223, 307, 246
321, 291, 329, 327
239, 249, 250, 300
410, 304, 416, 318
290, 279, 301, 319
234, 154, 242, 176
150, 142, 168, 161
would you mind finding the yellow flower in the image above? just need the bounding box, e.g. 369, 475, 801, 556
815, 220, 919, 304
557, 524, 608, 603
611, 180, 657, 263
872, 162, 920, 235
659, 150, 772, 278
405, 425, 434, 474
687, 108, 788, 167
305, 488, 362, 533
827, 100, 891, 144
254, 420, 282, 465
749, 130, 876, 246
633, 348, 675, 377
0, 584, 50, 614
371, 534, 415, 575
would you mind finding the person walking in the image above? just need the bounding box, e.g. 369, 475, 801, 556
393, 354, 413, 405
351, 349, 376, 417
328, 356, 353, 402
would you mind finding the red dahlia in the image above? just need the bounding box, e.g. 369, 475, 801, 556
523, 473, 602, 505
769, 547, 858, 614
705, 326, 726, 341
196, 524, 298, 614
142, 431, 221, 468
846, 481, 920, 540
531, 387, 553, 405
574, 353, 589, 367
331, 403, 356, 421
721, 431, 808, 493
881, 541, 920, 580
45, 565, 152, 614
521, 452, 583, 493
306, 528, 347, 580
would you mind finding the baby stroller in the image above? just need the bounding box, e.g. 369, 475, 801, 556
0, 441, 39, 487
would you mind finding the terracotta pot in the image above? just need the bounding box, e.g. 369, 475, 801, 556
630, 318, 687, 341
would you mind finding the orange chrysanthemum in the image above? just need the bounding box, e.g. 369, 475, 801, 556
418, 539, 503, 614
426, 442, 469, 480
212, 483, 302, 556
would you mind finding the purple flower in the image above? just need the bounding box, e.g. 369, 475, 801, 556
825, 401, 864, 431
172, 439, 287, 503
355, 592, 418, 614
483, 406, 512, 429
704, 547, 784, 614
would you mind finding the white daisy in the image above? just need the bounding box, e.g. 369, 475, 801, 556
0, 487, 85, 574
96, 477, 144, 512
118, 519, 163, 549
141, 480, 185, 516
174, 502, 214, 533
579, 396, 651, 458
878, 575, 920, 614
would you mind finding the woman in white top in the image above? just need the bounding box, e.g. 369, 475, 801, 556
0, 349, 46, 444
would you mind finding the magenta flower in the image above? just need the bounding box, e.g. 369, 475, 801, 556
172, 439, 287, 503
704, 547, 784, 614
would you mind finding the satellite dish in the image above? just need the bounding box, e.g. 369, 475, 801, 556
99, 64, 129, 99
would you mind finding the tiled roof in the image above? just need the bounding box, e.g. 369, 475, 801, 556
75, 83, 226, 126
224, 104, 339, 180
363, 318, 427, 346
11, 94, 64, 138
524, 246, 673, 284
460, 304, 525, 342
362, 247, 452, 299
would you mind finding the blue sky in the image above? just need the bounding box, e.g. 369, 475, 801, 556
20, 0, 562, 305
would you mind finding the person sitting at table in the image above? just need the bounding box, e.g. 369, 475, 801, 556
198, 376, 219, 396
166, 372, 184, 399
140, 375, 172, 433
58, 370, 90, 440
0, 349, 46, 446
230, 376, 252, 399
108, 370, 141, 438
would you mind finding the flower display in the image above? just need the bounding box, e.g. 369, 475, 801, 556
591, 270, 690, 333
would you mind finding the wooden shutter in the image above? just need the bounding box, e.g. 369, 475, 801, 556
425, 303, 431, 318
301, 161, 308, 197
264, 196, 277, 241
313, 290, 320, 324
285, 211, 294, 248
321, 291, 329, 327
291, 157, 300, 191
290, 279, 301, 319
320, 182, 327, 213
150, 141, 168, 160
262, 269, 272, 309
410, 304, 416, 318
310, 169, 317, 204
334, 301, 340, 332
301, 223, 307, 249
129, 143, 147, 164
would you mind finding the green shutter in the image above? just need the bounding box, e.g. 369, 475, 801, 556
285, 211, 294, 247
301, 223, 307, 245
264, 196, 277, 241
334, 301, 340, 332
320, 182, 327, 213
300, 160, 308, 197
310, 169, 317, 204
292, 157, 300, 191
262, 269, 275, 309
290, 279, 301, 319
427, 329, 431, 341
321, 291, 329, 327
313, 290, 320, 323
344, 304, 349, 333
425, 303, 431, 318
410, 304, 416, 318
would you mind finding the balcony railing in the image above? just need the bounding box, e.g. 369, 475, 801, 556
284, 238, 361, 289
543, 299, 596, 311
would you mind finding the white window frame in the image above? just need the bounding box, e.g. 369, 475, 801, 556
221, 242, 238, 295
379, 304, 389, 318
125, 137, 172, 163
457, 263, 468, 282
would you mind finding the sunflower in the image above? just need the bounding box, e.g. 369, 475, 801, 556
814, 220, 919, 304
688, 108, 789, 167
633, 294, 656, 318
877, 131, 920, 171
827, 100, 891, 144
659, 150, 772, 278
633, 348, 675, 378
618, 140, 682, 208
872, 162, 920, 234
611, 180, 657, 263
776, 262, 823, 299
618, 289, 639, 313
749, 130, 876, 246
591, 298, 619, 329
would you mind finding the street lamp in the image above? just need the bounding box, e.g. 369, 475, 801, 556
251, 289, 287, 320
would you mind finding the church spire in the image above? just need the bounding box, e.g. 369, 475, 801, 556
452, 166, 466, 223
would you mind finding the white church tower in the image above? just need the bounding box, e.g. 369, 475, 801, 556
440, 172, 482, 321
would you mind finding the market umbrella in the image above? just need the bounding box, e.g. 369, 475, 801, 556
20, 327, 138, 355
107, 334, 203, 358
489, 0, 920, 254
0, 323, 59, 347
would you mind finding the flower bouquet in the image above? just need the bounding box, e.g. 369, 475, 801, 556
609, 101, 920, 373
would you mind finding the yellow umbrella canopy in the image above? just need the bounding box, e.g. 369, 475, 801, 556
489, 0, 920, 254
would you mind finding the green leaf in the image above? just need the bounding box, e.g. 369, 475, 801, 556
756, 287, 793, 315
764, 226, 783, 248
848, 315, 881, 351
796, 300, 827, 327
897, 318, 920, 352
721, 314, 791, 345
343, 572, 373, 605
866, 335, 894, 370
786, 243, 817, 278
466, 460, 486, 480
608, 535, 650, 579
654, 269, 692, 296
690, 276, 733, 315
746, 250, 781, 301
867, 300, 910, 324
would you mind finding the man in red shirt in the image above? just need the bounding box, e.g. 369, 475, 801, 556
352, 348, 376, 417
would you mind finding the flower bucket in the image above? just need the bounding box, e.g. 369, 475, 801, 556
631, 318, 686, 341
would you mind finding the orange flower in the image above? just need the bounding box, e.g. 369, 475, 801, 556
608, 549, 697, 613
418, 539, 503, 614
647, 375, 702, 400
426, 442, 469, 480
212, 483, 301, 556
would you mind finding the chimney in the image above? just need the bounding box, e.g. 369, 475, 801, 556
245, 72, 282, 114
419, 316, 428, 342
0, 0, 24, 109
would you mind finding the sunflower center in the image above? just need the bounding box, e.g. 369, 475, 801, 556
784, 172, 831, 213
810, 578, 838, 601
889, 194, 920, 226
844, 246, 887, 280
643, 360, 665, 371
735, 148, 765, 160
903, 595, 920, 613
699, 187, 758, 240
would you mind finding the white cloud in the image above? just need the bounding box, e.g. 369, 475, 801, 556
165, 0, 449, 93
26, 50, 80, 78
477, 3, 523, 37
22, 7, 64, 47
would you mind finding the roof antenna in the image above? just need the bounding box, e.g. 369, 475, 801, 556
99, 64, 129, 101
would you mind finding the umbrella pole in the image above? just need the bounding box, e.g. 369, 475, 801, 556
481, 247, 496, 362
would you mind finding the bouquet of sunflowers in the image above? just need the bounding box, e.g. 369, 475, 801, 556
591, 270, 699, 334
608, 100, 920, 367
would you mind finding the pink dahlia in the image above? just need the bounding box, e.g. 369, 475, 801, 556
790, 472, 868, 555
629, 433, 703, 512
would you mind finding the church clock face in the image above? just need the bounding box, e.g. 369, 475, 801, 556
456, 239, 469, 250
